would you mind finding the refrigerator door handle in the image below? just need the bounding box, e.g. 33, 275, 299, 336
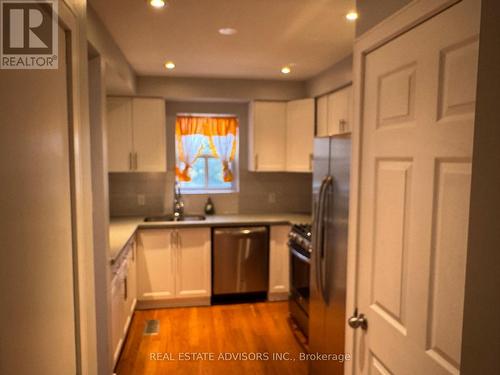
314, 177, 328, 295
316, 176, 331, 302
321, 177, 334, 304
318, 176, 333, 304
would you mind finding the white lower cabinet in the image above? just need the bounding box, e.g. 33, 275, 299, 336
111, 257, 127, 365
137, 227, 211, 307
137, 229, 176, 301
268, 225, 291, 300
175, 228, 211, 298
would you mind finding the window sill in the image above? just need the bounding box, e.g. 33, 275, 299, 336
180, 189, 238, 195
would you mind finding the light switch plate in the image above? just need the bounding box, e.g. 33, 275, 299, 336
268, 192, 276, 204
137, 194, 146, 206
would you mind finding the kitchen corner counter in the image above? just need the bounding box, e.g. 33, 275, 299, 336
109, 213, 312, 264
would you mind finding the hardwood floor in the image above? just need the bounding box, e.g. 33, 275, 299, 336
115, 301, 308, 375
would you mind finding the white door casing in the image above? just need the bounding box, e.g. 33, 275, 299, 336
350, 1, 480, 374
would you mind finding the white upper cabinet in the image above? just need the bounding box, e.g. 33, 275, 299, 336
316, 84, 353, 137
316, 95, 328, 137
286, 98, 314, 172
249, 98, 314, 173
107, 97, 166, 172
107, 98, 134, 172
249, 101, 287, 171
132, 98, 167, 172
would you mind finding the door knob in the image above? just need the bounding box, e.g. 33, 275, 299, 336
348, 308, 368, 330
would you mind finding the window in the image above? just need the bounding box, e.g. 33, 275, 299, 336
175, 114, 239, 193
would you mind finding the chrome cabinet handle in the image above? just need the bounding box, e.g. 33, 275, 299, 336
339, 119, 347, 133
129, 152, 133, 170
348, 308, 368, 330
309, 153, 313, 171
123, 277, 128, 301
134, 152, 138, 170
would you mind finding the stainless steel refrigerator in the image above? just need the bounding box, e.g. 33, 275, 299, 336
309, 135, 351, 375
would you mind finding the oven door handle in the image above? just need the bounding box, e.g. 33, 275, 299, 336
290, 247, 311, 264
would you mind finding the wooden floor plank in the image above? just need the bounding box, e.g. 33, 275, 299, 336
115, 301, 308, 375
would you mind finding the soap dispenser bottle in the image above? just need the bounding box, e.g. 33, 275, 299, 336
204, 197, 215, 215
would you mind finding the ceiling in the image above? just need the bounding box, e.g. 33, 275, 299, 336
89, 0, 355, 80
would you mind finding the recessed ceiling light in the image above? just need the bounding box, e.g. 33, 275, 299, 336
281, 66, 291, 75
346, 11, 358, 21
218, 27, 238, 36
150, 0, 166, 9
165, 61, 175, 70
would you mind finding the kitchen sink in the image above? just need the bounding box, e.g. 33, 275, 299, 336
144, 214, 206, 222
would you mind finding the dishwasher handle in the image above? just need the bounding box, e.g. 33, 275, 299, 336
213, 226, 268, 237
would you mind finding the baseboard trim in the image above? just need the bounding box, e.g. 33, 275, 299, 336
136, 297, 211, 310
268, 292, 290, 301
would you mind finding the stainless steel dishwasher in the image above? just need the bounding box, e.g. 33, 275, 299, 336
213, 226, 269, 300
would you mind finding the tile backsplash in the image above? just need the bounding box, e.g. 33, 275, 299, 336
108, 101, 312, 217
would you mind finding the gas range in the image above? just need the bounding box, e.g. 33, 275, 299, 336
288, 223, 312, 339
288, 223, 312, 258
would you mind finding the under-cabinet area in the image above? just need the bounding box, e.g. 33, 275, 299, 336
108, 217, 307, 368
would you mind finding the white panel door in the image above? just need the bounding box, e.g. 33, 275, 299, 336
175, 228, 211, 298
354, 1, 479, 374
0, 27, 78, 374
137, 230, 176, 300
269, 225, 291, 297
132, 98, 167, 172
250, 101, 287, 171
107, 97, 133, 172
286, 98, 314, 172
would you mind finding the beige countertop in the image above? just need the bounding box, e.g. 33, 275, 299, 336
109, 213, 312, 264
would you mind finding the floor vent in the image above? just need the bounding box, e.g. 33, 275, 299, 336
143, 319, 160, 335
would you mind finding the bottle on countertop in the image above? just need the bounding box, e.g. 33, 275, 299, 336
204, 197, 215, 215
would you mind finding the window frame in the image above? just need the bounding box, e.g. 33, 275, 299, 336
175, 114, 239, 195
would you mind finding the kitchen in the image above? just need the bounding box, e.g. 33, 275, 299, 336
0, 1, 498, 375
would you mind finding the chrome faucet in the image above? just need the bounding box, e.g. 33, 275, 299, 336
173, 181, 184, 221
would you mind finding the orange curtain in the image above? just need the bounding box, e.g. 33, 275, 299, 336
175, 116, 238, 182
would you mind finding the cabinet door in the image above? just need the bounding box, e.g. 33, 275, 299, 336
316, 95, 328, 137
132, 98, 166, 172
249, 101, 287, 171
110, 275, 123, 364
126, 240, 137, 314
327, 85, 352, 135
269, 225, 291, 299
175, 228, 211, 298
136, 229, 175, 300
107, 97, 133, 172
286, 98, 314, 172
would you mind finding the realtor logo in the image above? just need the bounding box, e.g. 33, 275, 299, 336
1, 0, 58, 69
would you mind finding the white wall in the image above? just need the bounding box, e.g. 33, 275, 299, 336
305, 55, 353, 97
355, 0, 412, 36
137, 76, 307, 101
461, 0, 500, 373
87, 5, 136, 95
